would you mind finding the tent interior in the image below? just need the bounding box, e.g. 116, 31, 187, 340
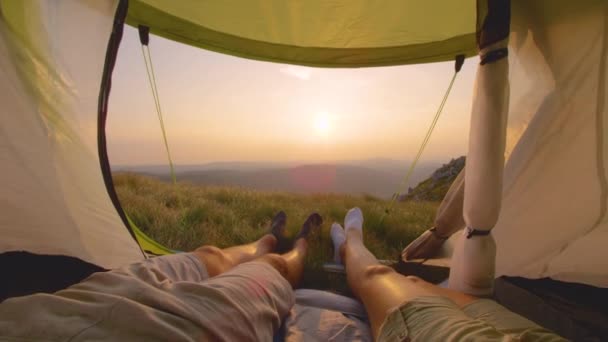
1, 0, 607, 340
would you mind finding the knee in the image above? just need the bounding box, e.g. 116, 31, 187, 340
403, 275, 423, 283
195, 245, 224, 258
194, 245, 233, 271
362, 265, 396, 281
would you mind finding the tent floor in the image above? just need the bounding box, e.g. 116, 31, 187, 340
495, 276, 608, 341
0, 251, 105, 302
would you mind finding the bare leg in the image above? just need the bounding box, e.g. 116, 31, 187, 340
193, 234, 277, 277
343, 229, 477, 339
194, 212, 319, 285
256, 238, 308, 288
259, 212, 320, 287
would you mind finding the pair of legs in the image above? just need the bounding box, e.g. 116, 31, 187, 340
191, 209, 476, 340
333, 208, 478, 339
191, 212, 321, 288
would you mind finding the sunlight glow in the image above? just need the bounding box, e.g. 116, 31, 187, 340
314, 112, 331, 136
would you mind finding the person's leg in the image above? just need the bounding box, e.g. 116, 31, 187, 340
192, 234, 277, 278
188, 237, 310, 341
338, 210, 477, 339
258, 212, 321, 287
194, 212, 320, 283
174, 213, 318, 341
191, 210, 294, 278
256, 237, 307, 287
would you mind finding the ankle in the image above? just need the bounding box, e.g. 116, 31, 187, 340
339, 243, 347, 261
346, 229, 363, 241
294, 238, 308, 253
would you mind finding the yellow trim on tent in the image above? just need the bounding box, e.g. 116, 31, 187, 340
128, 216, 176, 256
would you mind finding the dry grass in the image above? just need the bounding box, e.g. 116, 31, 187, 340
113, 173, 439, 290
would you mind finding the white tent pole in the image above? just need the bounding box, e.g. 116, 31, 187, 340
448, 0, 510, 296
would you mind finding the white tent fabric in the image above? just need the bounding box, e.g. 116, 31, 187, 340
449, 38, 510, 296
0, 0, 144, 269
404, 0, 608, 288
493, 0, 608, 287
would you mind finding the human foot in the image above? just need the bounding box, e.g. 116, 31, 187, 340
295, 213, 323, 241
256, 234, 278, 255
330, 223, 346, 263
269, 211, 287, 238
344, 207, 363, 236
269, 211, 289, 253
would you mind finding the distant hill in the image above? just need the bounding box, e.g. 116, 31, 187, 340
400, 156, 465, 202
115, 159, 442, 198
162, 164, 410, 198
113, 161, 294, 174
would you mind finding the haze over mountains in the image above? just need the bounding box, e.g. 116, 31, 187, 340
114, 159, 442, 198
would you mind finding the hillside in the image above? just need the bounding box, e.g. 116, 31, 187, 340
400, 156, 465, 202
113, 173, 438, 290
116, 160, 441, 199
168, 164, 399, 198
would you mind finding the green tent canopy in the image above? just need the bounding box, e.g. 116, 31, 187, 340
126, 0, 478, 67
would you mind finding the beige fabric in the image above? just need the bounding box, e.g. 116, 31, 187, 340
0, 254, 294, 341
377, 296, 566, 342
493, 0, 608, 287
449, 38, 510, 296
0, 0, 144, 268
462, 40, 510, 233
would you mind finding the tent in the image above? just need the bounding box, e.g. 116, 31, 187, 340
1, 0, 606, 339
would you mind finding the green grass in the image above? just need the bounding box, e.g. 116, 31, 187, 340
113, 173, 439, 291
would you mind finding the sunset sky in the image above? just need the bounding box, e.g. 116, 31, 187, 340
107, 26, 476, 166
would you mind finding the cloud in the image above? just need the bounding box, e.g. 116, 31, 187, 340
279, 65, 313, 80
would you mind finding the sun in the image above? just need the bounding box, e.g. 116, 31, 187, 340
314, 112, 331, 136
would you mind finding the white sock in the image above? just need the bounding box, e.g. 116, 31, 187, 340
330, 223, 346, 264
344, 207, 363, 235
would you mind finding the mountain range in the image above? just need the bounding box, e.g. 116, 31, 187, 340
114, 159, 442, 198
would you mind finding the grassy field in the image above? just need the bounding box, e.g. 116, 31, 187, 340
113, 173, 439, 291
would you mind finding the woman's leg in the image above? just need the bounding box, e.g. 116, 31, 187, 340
343, 226, 477, 338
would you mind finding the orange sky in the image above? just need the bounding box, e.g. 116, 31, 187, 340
108, 26, 476, 165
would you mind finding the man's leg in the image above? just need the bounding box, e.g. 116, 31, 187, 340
193, 234, 277, 278
341, 218, 477, 338
256, 237, 307, 287
192, 211, 289, 277
258, 212, 321, 287
193, 212, 319, 284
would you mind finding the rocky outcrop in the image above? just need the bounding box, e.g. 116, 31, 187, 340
400, 156, 465, 202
